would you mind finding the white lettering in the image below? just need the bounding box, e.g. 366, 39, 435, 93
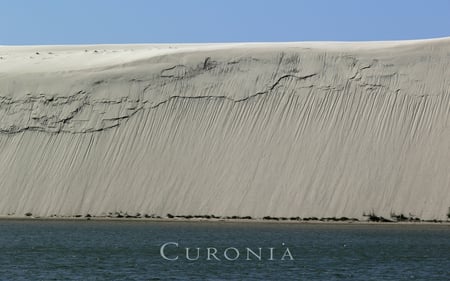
246, 247, 262, 260
185, 247, 200, 261
223, 247, 240, 261
160, 242, 179, 261
207, 247, 220, 261
281, 247, 294, 260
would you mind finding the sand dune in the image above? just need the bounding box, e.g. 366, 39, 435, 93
0, 38, 449, 219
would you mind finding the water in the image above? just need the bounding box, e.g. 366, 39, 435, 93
0, 220, 449, 280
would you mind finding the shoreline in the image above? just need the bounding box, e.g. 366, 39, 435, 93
1, 215, 449, 226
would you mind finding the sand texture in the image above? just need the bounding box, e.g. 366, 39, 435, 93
0, 38, 449, 219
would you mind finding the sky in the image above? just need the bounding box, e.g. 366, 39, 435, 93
1, 0, 450, 45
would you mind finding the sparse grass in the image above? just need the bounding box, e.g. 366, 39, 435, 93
364, 211, 393, 222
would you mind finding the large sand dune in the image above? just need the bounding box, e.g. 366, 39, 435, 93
0, 38, 449, 220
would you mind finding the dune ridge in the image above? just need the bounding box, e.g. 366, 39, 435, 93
0, 38, 449, 220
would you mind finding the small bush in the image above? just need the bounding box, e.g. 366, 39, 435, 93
364, 211, 392, 222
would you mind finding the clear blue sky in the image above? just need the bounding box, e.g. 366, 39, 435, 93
1, 0, 450, 45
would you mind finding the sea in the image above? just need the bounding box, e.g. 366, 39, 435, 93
0, 220, 449, 280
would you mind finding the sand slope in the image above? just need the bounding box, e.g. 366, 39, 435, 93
0, 38, 449, 219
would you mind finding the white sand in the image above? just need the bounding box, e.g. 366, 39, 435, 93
0, 38, 449, 219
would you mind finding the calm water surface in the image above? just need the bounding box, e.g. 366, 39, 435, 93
0, 220, 449, 280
